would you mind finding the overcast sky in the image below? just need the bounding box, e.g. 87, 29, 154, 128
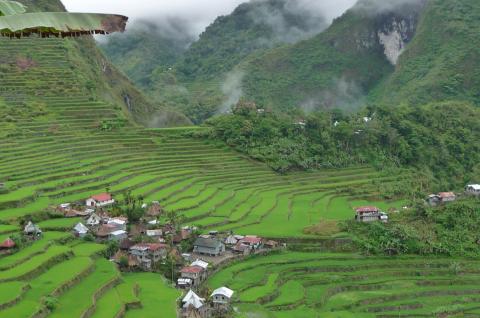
62, 0, 357, 37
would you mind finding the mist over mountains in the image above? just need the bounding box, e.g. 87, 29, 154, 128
98, 0, 480, 124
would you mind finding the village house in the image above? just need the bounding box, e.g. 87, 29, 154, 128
225, 234, 245, 246
107, 217, 128, 231
439, 192, 456, 202
466, 184, 480, 196
211, 287, 234, 310
63, 207, 90, 218
86, 213, 102, 226
73, 222, 89, 238
190, 259, 209, 271
264, 240, 279, 249
146, 201, 162, 217
233, 236, 263, 255
240, 236, 263, 250
109, 230, 127, 241
427, 192, 457, 206
233, 242, 251, 255
355, 207, 388, 223
94, 224, 117, 240
193, 237, 225, 257
24, 221, 42, 238
119, 238, 134, 251
181, 290, 207, 318
180, 265, 207, 287
86, 193, 115, 208
0, 237, 15, 251
173, 229, 191, 244
177, 278, 193, 289
129, 243, 168, 270
146, 229, 163, 239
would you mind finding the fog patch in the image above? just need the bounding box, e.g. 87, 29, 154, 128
300, 77, 365, 113
353, 0, 427, 15
220, 69, 245, 113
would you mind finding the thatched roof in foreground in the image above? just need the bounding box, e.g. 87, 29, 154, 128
0, 0, 128, 38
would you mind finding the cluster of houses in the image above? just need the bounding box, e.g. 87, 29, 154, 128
354, 184, 480, 223
181, 287, 234, 318
56, 193, 164, 242
426, 184, 480, 207
0, 221, 44, 254
177, 234, 278, 290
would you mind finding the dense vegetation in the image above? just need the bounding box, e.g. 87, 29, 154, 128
208, 249, 480, 317
345, 198, 480, 256
99, 21, 193, 88
202, 100, 480, 188
372, 0, 480, 107
101, 0, 333, 123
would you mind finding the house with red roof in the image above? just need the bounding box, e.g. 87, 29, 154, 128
355, 206, 388, 223
234, 236, 263, 254
180, 265, 207, 287
129, 243, 168, 270
86, 193, 115, 208
427, 192, 457, 206
0, 237, 15, 250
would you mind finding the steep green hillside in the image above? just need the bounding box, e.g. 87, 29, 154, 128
101, 0, 332, 123
7, 0, 191, 128
372, 0, 480, 107
241, 0, 426, 111
98, 21, 194, 88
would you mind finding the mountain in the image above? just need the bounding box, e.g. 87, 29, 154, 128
240, 0, 427, 111
98, 20, 194, 88
371, 0, 480, 106
101, 0, 480, 122
5, 0, 191, 128
100, 0, 333, 123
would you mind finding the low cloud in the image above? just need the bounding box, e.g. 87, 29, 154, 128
220, 69, 246, 113
300, 77, 365, 113
62, 0, 246, 39
353, 0, 427, 15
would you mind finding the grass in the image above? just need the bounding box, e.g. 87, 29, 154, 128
50, 258, 119, 318
122, 273, 180, 318
0, 245, 70, 282
0, 281, 26, 306
0, 30, 419, 318
36, 217, 83, 230
0, 232, 70, 270
208, 251, 480, 317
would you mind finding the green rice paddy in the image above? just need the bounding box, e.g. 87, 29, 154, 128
209, 251, 480, 317
0, 30, 462, 318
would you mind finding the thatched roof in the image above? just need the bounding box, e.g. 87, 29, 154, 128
0, 0, 128, 38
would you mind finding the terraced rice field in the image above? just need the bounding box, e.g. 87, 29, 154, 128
208, 251, 480, 318
0, 33, 413, 317
0, 231, 179, 317
0, 33, 406, 239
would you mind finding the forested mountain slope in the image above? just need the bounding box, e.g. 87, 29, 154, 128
371, 0, 480, 107
241, 0, 426, 111
100, 0, 333, 122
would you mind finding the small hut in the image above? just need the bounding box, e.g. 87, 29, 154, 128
73, 223, 89, 238
24, 221, 42, 238
0, 237, 15, 250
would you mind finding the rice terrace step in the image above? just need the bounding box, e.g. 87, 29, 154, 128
1, 0, 479, 317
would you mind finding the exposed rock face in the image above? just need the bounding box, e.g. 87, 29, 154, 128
378, 15, 418, 65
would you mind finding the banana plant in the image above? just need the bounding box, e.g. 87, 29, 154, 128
0, 0, 128, 38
